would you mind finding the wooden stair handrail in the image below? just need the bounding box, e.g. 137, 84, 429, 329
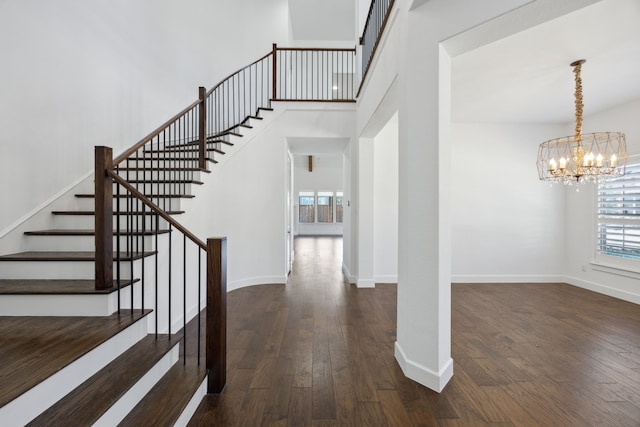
205, 51, 272, 98
113, 99, 201, 166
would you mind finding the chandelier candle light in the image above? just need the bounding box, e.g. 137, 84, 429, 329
536, 59, 627, 184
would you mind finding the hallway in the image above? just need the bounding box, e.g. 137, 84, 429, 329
189, 236, 640, 426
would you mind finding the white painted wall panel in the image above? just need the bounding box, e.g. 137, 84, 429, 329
450, 122, 566, 282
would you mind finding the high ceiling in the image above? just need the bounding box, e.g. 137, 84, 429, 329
288, 0, 356, 41
451, 0, 640, 124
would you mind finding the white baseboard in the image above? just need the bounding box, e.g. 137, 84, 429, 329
565, 275, 640, 305
356, 278, 375, 288
227, 276, 286, 292
342, 263, 355, 284
375, 275, 397, 284
394, 341, 453, 393
451, 274, 565, 283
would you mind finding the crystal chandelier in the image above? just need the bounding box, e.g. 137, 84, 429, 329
536, 59, 627, 184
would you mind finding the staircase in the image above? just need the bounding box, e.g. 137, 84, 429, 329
0, 112, 271, 426
0, 43, 356, 426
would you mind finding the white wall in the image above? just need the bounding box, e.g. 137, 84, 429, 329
0, 0, 289, 238
293, 154, 344, 236
373, 113, 399, 283
564, 98, 640, 304
451, 122, 567, 282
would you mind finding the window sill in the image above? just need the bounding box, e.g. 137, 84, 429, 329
590, 261, 640, 280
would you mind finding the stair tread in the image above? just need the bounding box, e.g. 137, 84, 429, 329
75, 194, 195, 199
0, 279, 137, 295
144, 147, 224, 155
123, 179, 203, 185
0, 251, 157, 262
205, 139, 234, 146
0, 310, 150, 409
24, 229, 171, 236
145, 147, 226, 154
219, 131, 242, 138
51, 210, 185, 215
119, 310, 206, 426
27, 334, 179, 427
115, 167, 210, 173
167, 139, 233, 149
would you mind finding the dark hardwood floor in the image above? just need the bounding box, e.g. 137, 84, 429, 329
189, 236, 640, 426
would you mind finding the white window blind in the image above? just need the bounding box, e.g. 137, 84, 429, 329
597, 163, 640, 260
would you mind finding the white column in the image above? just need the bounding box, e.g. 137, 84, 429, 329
394, 38, 453, 391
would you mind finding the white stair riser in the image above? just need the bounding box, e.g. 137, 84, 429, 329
0, 293, 118, 316
115, 159, 209, 169
25, 234, 163, 252
0, 258, 136, 280
113, 182, 198, 195
76, 196, 185, 212
51, 214, 175, 230
115, 170, 204, 182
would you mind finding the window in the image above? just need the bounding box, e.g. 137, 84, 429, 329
336, 192, 343, 223
597, 163, 640, 260
299, 192, 315, 223
317, 192, 333, 223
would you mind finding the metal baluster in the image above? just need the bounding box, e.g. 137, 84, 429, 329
198, 248, 202, 364
155, 213, 159, 339
183, 234, 187, 364
168, 223, 172, 337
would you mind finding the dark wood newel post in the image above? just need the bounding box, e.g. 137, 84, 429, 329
95, 146, 113, 291
198, 86, 207, 170
272, 43, 277, 100
206, 237, 227, 393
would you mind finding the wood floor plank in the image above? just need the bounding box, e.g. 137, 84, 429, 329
377, 390, 413, 427
287, 387, 312, 427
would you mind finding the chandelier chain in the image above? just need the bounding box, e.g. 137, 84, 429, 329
573, 61, 583, 141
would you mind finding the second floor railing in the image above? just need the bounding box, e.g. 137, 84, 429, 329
273, 46, 357, 101
359, 0, 396, 96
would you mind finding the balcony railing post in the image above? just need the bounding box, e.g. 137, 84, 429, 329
271, 43, 277, 101
198, 86, 207, 170
206, 237, 227, 393
95, 146, 114, 291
